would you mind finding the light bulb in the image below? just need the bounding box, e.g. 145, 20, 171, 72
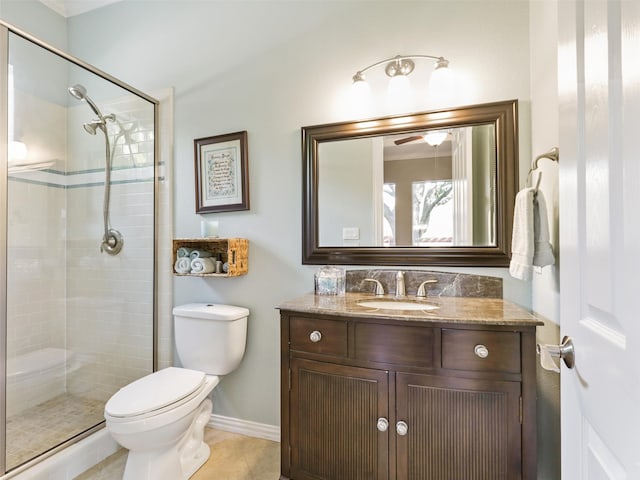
428, 63, 455, 108
351, 78, 371, 100
350, 76, 372, 116
387, 74, 411, 109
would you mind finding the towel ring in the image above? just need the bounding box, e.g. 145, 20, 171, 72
527, 147, 559, 192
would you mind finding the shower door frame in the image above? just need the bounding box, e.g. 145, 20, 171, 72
0, 20, 159, 476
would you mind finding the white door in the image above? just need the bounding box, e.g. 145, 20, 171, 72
559, 0, 640, 478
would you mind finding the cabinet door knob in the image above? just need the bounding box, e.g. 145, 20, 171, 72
376, 417, 389, 432
309, 330, 322, 343
474, 344, 489, 358
396, 421, 408, 436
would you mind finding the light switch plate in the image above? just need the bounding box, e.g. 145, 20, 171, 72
342, 227, 360, 240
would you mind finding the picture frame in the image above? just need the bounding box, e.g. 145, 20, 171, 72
194, 131, 249, 213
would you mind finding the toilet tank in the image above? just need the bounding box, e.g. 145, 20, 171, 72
173, 303, 249, 375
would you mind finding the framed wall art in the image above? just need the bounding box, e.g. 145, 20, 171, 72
194, 130, 249, 213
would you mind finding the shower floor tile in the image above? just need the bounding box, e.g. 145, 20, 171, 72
6, 393, 104, 470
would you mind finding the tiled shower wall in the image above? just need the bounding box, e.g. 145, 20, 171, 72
6, 91, 67, 363
7, 89, 163, 408
65, 96, 156, 402
6, 183, 66, 359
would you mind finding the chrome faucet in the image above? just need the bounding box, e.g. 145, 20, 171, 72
395, 271, 405, 297
416, 279, 438, 297
364, 278, 385, 296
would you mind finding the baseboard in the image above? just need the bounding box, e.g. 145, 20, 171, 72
208, 414, 280, 443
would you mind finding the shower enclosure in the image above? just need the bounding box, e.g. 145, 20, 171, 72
0, 23, 157, 474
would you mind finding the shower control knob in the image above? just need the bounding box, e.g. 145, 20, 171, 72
309, 330, 322, 343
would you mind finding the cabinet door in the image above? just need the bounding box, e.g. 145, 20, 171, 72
290, 358, 389, 480
395, 373, 521, 480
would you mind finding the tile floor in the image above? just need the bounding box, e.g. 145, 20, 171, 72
74, 428, 280, 480
6, 394, 104, 470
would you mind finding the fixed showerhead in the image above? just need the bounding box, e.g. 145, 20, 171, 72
83, 120, 103, 135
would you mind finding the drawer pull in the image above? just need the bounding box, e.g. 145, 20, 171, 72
376, 417, 389, 432
474, 344, 489, 358
396, 421, 408, 436
309, 330, 322, 343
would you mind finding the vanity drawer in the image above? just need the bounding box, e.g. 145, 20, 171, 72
354, 323, 434, 367
441, 329, 521, 373
290, 316, 347, 356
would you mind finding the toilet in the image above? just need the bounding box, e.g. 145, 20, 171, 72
104, 303, 249, 480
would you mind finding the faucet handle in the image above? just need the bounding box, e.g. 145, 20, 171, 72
364, 278, 385, 296
416, 280, 438, 297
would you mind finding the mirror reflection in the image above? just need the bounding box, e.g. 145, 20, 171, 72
318, 124, 496, 247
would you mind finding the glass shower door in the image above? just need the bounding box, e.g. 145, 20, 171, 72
4, 28, 156, 472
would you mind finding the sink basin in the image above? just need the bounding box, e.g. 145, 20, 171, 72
357, 299, 439, 311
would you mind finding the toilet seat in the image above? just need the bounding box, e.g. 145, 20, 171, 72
105, 373, 219, 438
105, 367, 207, 421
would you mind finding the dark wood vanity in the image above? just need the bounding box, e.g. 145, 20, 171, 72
279, 293, 542, 480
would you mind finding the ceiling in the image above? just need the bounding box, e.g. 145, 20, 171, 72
38, 0, 123, 17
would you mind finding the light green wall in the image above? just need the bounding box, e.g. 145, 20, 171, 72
0, 0, 67, 49
319, 138, 375, 246
529, 1, 561, 479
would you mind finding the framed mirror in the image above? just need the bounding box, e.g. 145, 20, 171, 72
302, 99, 518, 266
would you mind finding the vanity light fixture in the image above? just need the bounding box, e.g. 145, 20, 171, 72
352, 54, 451, 103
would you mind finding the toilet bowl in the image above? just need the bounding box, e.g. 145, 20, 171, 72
105, 367, 219, 480
104, 303, 249, 480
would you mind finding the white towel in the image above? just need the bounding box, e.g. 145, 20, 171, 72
177, 247, 192, 258
191, 257, 215, 274
174, 257, 192, 274
509, 187, 555, 280
189, 249, 213, 260
532, 191, 555, 268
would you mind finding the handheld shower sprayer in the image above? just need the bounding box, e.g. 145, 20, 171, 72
68, 84, 123, 255
69, 84, 107, 122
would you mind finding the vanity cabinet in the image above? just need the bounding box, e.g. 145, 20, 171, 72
280, 310, 538, 480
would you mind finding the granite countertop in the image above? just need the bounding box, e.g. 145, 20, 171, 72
278, 293, 543, 327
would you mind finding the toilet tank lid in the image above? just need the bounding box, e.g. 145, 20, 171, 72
172, 303, 249, 321
105, 367, 205, 418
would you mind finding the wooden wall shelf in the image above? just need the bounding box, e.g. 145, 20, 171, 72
173, 238, 248, 277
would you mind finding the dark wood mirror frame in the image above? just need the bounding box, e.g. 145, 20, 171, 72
302, 99, 518, 266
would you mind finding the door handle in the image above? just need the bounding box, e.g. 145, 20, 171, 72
537, 335, 575, 370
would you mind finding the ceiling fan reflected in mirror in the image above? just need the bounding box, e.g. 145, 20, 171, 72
394, 130, 450, 147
